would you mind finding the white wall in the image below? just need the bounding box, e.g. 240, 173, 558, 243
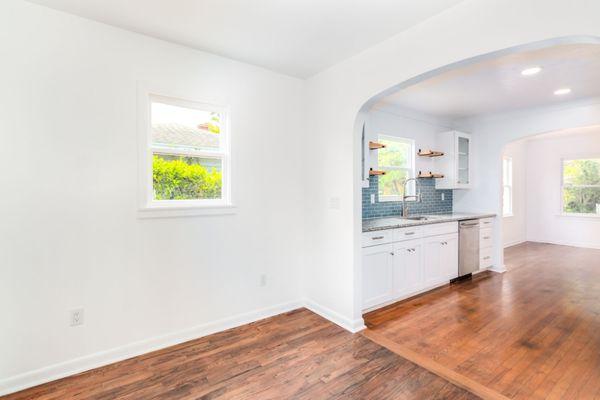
5, 0, 600, 395
456, 100, 600, 269
0, 0, 306, 393
525, 127, 600, 248
502, 140, 528, 247
366, 105, 453, 172
305, 0, 600, 330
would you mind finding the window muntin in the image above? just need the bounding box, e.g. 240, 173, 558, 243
502, 157, 513, 216
562, 158, 600, 215
377, 136, 415, 202
147, 95, 229, 206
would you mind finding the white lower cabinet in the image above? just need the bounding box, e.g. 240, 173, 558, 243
393, 239, 422, 297
423, 233, 458, 288
362, 244, 394, 309
362, 223, 459, 311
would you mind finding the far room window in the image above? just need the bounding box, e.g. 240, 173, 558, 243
377, 136, 415, 202
502, 156, 513, 216
145, 95, 230, 208
562, 158, 600, 215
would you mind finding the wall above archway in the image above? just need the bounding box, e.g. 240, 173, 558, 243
304, 0, 600, 330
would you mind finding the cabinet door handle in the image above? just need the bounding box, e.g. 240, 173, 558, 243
483, 236, 490, 239
390, 252, 395, 256
372, 236, 384, 240
483, 256, 491, 260
405, 232, 415, 236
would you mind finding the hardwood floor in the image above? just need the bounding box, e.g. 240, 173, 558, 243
3, 309, 478, 400
364, 242, 600, 400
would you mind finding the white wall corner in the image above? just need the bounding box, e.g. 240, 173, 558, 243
303, 299, 366, 333
489, 265, 508, 273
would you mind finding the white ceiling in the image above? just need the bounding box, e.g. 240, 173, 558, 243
26, 0, 464, 78
376, 43, 600, 119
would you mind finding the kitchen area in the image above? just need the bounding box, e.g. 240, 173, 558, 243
360, 111, 496, 312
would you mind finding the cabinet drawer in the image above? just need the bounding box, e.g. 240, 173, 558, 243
422, 221, 458, 237
393, 226, 422, 242
480, 217, 494, 228
480, 227, 493, 249
480, 247, 493, 269
362, 230, 392, 247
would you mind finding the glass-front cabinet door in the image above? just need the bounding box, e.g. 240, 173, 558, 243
456, 133, 471, 188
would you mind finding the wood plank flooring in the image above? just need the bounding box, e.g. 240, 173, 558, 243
3, 308, 478, 400
364, 242, 600, 400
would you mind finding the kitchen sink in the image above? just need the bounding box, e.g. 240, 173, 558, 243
401, 216, 429, 221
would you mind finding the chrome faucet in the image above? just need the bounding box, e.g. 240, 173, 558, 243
402, 178, 422, 217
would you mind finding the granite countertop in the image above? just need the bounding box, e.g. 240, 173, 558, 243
362, 212, 496, 232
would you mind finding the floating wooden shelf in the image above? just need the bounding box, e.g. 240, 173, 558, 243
369, 168, 386, 176
369, 141, 387, 150
418, 171, 444, 179
418, 149, 444, 157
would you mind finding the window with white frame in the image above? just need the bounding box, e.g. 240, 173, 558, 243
502, 156, 513, 216
144, 95, 230, 208
377, 136, 415, 202
562, 158, 600, 215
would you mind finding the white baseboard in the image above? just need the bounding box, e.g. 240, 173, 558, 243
489, 264, 507, 273
527, 238, 600, 250
0, 298, 367, 396
304, 299, 366, 333
0, 300, 303, 397
504, 239, 526, 248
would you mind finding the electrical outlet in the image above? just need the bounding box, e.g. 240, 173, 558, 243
370, 194, 375, 204
441, 193, 445, 201
260, 274, 267, 287
70, 308, 84, 327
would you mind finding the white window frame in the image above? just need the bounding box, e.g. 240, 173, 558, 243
137, 84, 234, 218
502, 156, 513, 217
377, 135, 416, 203
560, 157, 600, 217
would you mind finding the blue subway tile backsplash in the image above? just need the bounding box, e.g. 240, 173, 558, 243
362, 176, 453, 219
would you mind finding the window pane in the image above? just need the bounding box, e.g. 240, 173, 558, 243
153, 154, 222, 200
152, 101, 222, 152
378, 169, 411, 198
378, 138, 411, 168
563, 187, 600, 214
563, 159, 600, 186
458, 137, 469, 154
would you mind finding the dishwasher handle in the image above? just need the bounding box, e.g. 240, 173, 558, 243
459, 220, 480, 228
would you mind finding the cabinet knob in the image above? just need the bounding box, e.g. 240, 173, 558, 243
390, 252, 395, 256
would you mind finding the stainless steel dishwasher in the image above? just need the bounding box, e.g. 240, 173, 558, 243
459, 219, 480, 277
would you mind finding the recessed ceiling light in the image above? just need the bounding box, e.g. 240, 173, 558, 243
521, 66, 542, 76
554, 88, 572, 95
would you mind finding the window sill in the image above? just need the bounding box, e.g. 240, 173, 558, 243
138, 204, 237, 219
378, 196, 417, 203
557, 212, 600, 219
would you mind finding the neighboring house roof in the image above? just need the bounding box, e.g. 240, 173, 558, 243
152, 123, 219, 150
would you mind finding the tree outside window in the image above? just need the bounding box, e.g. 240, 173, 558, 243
562, 158, 600, 215
377, 136, 415, 202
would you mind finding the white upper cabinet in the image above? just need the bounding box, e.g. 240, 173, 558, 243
435, 131, 472, 189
